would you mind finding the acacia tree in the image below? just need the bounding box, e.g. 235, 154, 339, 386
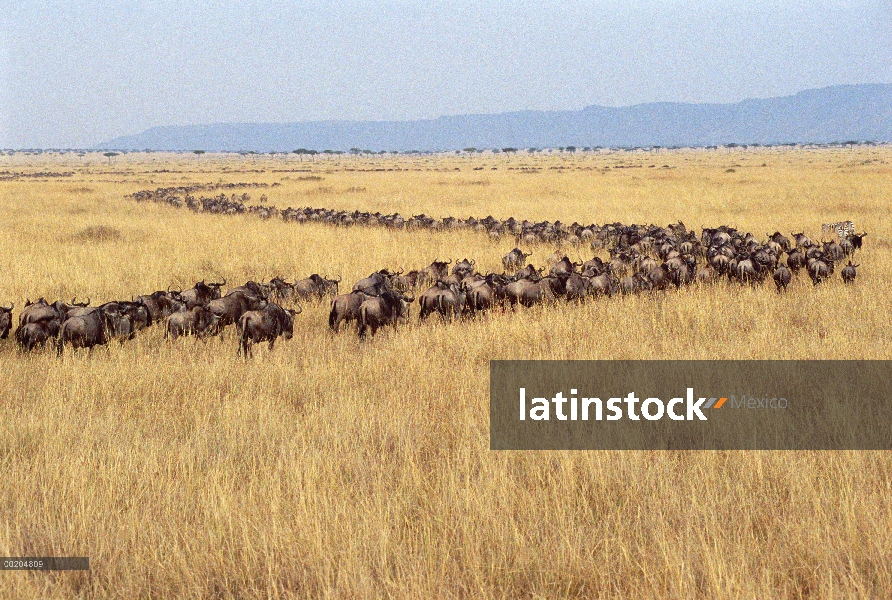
103, 152, 119, 164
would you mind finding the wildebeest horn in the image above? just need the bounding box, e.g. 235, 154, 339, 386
444, 259, 452, 265
469, 259, 475, 265
293, 303, 303, 314
395, 268, 403, 275
334, 275, 342, 282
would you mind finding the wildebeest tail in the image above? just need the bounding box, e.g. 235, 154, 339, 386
357, 305, 368, 339
236, 317, 248, 357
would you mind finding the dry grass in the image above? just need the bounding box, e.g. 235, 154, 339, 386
1, 148, 891, 598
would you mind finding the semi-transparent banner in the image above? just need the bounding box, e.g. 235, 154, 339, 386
490, 361, 892, 450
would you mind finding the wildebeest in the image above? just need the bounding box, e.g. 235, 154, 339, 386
791, 232, 813, 249
505, 277, 565, 307
502, 248, 532, 271
237, 302, 301, 357
418, 281, 465, 321
19, 297, 88, 329
329, 291, 373, 332
15, 297, 89, 348
264, 277, 295, 301
786, 249, 806, 272
357, 290, 413, 338
807, 257, 832, 285
179, 279, 226, 309
135, 290, 183, 322
294, 274, 340, 301
587, 273, 616, 297
841, 261, 859, 284
850, 232, 867, 251
731, 254, 766, 284
225, 280, 269, 300
773, 265, 792, 292
207, 290, 268, 328
768, 231, 791, 253
391, 270, 421, 292
57, 303, 123, 355
109, 301, 153, 340
352, 270, 393, 296
451, 258, 476, 279
513, 263, 544, 282
16, 322, 53, 351
822, 241, 845, 263
564, 274, 590, 302
417, 260, 451, 288
582, 257, 605, 275
548, 256, 581, 278
165, 306, 222, 340
619, 272, 652, 295
465, 273, 511, 314
0, 303, 12, 339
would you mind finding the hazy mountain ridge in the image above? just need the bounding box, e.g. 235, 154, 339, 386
97, 84, 892, 152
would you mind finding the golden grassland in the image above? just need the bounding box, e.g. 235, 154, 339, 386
1, 147, 891, 598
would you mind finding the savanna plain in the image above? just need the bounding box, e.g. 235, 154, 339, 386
1, 147, 891, 598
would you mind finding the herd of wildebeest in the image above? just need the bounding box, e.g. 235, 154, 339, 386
0, 207, 868, 357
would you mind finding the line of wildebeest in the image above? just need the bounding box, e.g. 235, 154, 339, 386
127, 185, 641, 244
0, 219, 867, 357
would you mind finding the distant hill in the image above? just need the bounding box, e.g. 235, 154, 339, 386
97, 84, 892, 152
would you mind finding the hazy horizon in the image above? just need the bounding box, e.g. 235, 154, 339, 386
3, 1, 891, 148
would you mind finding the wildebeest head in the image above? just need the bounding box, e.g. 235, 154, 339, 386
181, 278, 225, 308
850, 232, 867, 250
0, 303, 13, 339
265, 277, 296, 300
280, 305, 302, 340
320, 274, 341, 296
452, 258, 475, 278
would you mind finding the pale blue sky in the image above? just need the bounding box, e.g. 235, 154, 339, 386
2, 0, 890, 148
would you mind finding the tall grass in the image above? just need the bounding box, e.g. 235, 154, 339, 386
0, 148, 890, 598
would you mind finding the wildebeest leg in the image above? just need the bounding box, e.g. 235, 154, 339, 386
268, 339, 275, 350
